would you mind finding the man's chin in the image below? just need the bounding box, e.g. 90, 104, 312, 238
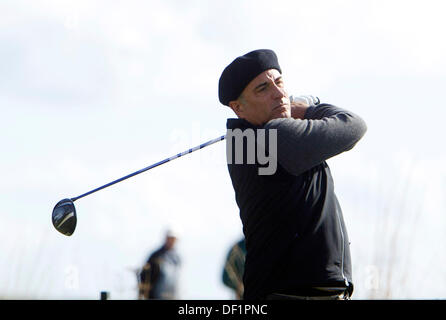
272, 109, 291, 120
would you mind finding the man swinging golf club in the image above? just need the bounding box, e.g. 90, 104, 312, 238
219, 49, 367, 300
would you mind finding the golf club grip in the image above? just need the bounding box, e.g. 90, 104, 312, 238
70, 135, 226, 202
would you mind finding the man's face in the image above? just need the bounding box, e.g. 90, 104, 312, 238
165, 236, 177, 250
229, 69, 291, 126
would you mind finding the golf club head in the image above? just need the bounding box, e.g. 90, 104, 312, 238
52, 198, 77, 236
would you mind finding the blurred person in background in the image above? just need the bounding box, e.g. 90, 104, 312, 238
222, 237, 246, 299
139, 227, 181, 300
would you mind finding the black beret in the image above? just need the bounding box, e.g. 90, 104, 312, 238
218, 49, 282, 106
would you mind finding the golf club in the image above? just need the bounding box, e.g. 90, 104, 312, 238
52, 135, 226, 236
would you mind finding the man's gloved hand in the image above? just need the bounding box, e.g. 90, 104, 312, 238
290, 95, 320, 106
289, 95, 320, 119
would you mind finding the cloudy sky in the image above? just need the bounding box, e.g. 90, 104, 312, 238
0, 0, 445, 299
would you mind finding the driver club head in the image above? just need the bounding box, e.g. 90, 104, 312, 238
52, 198, 77, 236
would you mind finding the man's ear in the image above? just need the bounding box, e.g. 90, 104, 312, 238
229, 100, 243, 118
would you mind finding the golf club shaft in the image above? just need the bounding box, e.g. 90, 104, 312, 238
70, 135, 226, 202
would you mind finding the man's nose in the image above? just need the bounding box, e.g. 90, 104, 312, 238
271, 84, 287, 99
